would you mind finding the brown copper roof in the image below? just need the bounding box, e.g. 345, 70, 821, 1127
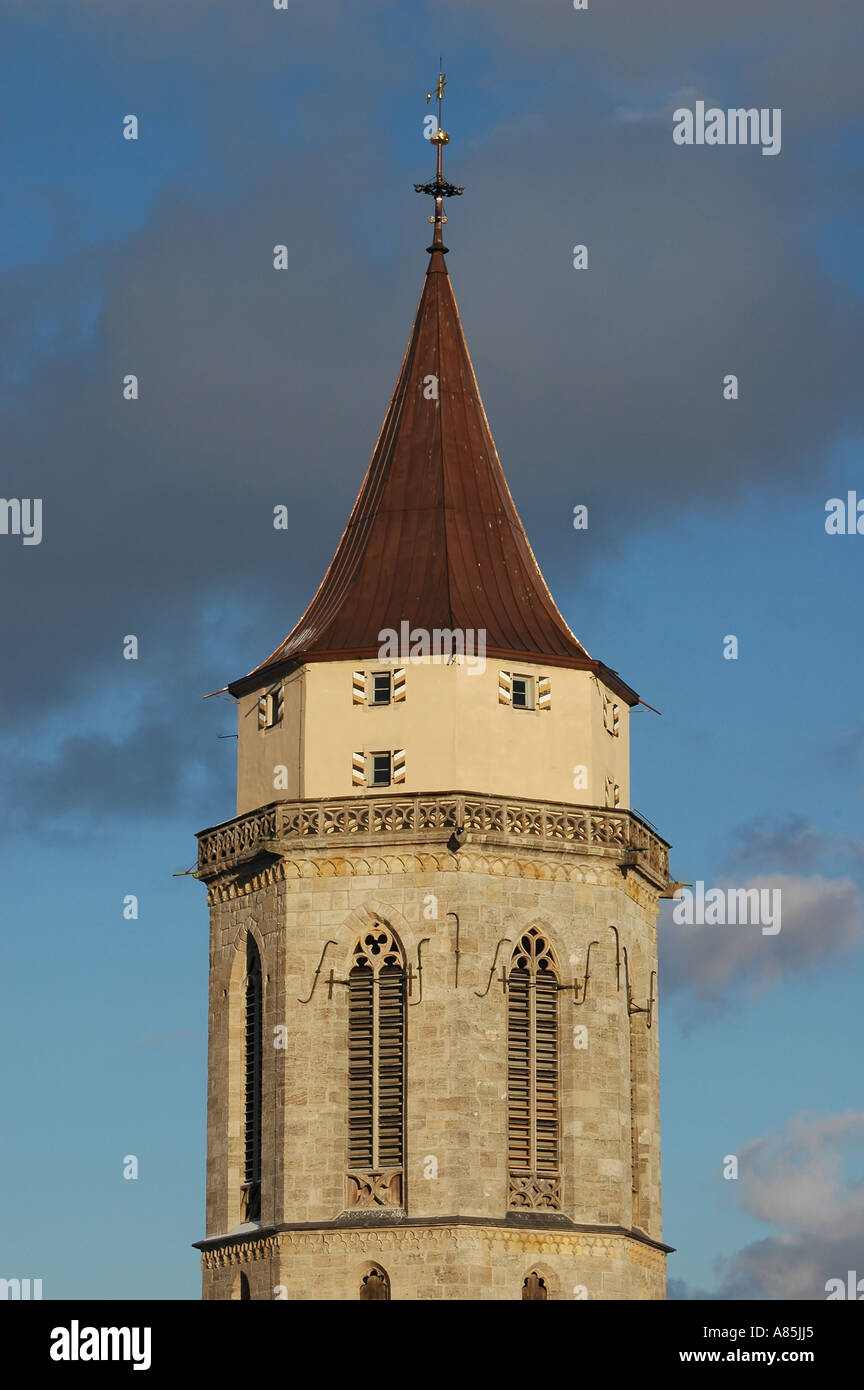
229, 247, 638, 704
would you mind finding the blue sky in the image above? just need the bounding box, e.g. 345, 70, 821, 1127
1, 0, 862, 1299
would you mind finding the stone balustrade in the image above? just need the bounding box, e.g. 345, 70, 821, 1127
197, 792, 670, 887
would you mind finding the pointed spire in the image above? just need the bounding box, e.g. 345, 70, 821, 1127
228, 94, 637, 707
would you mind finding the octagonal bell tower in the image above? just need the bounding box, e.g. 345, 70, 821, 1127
194, 79, 673, 1301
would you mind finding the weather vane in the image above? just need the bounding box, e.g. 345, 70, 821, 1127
415, 59, 464, 253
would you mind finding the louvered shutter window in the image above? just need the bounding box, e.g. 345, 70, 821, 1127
377, 965, 404, 1169
507, 929, 560, 1210
348, 967, 374, 1169
347, 928, 405, 1209
353, 671, 367, 705
258, 687, 283, 728
352, 751, 366, 787
537, 675, 552, 711
535, 971, 558, 1173
498, 670, 512, 705
243, 937, 263, 1221
392, 748, 406, 784
508, 969, 531, 1173
603, 694, 620, 736
393, 667, 406, 702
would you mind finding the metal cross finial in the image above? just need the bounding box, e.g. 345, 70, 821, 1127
415, 60, 464, 254
426, 61, 446, 126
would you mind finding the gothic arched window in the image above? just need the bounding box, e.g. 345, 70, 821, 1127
507, 928, 561, 1211
522, 1271, 548, 1300
242, 936, 262, 1222
347, 927, 406, 1209
359, 1265, 391, 1300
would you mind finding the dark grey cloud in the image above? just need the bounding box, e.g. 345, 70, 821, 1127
2, 0, 862, 826
1, 717, 229, 836
725, 815, 832, 871
724, 814, 864, 874
446, 0, 864, 123
827, 719, 864, 774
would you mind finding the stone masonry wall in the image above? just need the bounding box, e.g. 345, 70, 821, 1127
201, 841, 665, 1300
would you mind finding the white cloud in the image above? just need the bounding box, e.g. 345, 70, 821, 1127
711, 1112, 864, 1300
661, 874, 864, 1015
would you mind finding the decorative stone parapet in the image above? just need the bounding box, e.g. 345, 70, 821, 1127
197, 792, 669, 888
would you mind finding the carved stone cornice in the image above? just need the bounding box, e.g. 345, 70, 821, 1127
197, 1221, 669, 1272
199, 1235, 278, 1269
197, 792, 670, 896
203, 850, 653, 906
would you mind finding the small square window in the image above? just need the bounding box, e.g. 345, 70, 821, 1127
512, 675, 533, 710
370, 752, 392, 787
371, 672, 392, 706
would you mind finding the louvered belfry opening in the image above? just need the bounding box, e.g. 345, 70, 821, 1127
347, 927, 406, 1209
242, 936, 263, 1222
507, 929, 561, 1211
348, 966, 374, 1169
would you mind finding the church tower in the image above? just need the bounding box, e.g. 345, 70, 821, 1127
194, 77, 672, 1300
